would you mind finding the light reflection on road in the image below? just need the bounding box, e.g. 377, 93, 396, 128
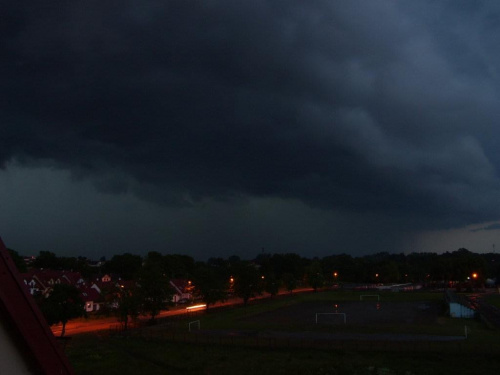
51, 287, 314, 336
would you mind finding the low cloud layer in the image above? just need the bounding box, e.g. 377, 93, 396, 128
470, 223, 500, 232
2, 1, 500, 257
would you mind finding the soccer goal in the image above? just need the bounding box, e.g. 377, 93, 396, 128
188, 320, 200, 332
360, 294, 380, 301
315, 312, 346, 324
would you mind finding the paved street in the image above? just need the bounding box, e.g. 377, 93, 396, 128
51, 287, 314, 336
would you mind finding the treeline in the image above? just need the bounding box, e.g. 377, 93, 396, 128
10, 247, 500, 332
13, 247, 500, 293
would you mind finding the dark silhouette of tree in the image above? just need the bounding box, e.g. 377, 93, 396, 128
115, 284, 141, 330
264, 273, 279, 297
273, 253, 306, 281
282, 272, 297, 293
104, 253, 143, 280
163, 253, 195, 279
192, 262, 228, 309
254, 253, 279, 297
321, 254, 359, 284
305, 260, 324, 291
232, 261, 262, 305
227, 255, 241, 266
33, 251, 60, 269
37, 284, 84, 337
138, 252, 173, 322
378, 261, 400, 283
481, 252, 500, 284
406, 252, 436, 283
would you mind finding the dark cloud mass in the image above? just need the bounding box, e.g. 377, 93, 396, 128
2, 1, 500, 257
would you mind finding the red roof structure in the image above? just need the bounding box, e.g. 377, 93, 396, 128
0, 237, 75, 374
20, 268, 85, 297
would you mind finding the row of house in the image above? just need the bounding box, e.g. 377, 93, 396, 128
20, 269, 193, 313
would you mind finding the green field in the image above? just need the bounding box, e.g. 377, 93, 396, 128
484, 293, 500, 309
66, 290, 500, 375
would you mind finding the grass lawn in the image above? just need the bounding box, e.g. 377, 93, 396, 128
484, 293, 500, 309
66, 290, 500, 375
66, 334, 500, 375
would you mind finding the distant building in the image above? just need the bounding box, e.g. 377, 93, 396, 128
170, 279, 194, 302
445, 290, 476, 318
79, 285, 103, 312
21, 269, 85, 297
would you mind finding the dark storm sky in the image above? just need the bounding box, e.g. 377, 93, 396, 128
2, 1, 500, 259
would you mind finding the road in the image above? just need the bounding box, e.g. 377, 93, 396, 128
51, 287, 314, 336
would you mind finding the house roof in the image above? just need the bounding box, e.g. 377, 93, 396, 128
169, 278, 193, 294
22, 269, 84, 288
0, 237, 75, 375
78, 285, 101, 303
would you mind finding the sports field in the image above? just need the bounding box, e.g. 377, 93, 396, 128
66, 290, 500, 375
244, 300, 439, 326
232, 298, 461, 341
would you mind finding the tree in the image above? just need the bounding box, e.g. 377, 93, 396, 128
378, 261, 400, 283
254, 253, 279, 297
34, 251, 60, 269
163, 254, 195, 279
264, 273, 279, 297
321, 254, 357, 284
406, 252, 436, 283
104, 253, 143, 280
232, 261, 262, 305
137, 253, 173, 322
270, 253, 306, 281
305, 260, 324, 292
282, 272, 297, 293
115, 284, 141, 330
192, 262, 228, 309
38, 284, 84, 337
